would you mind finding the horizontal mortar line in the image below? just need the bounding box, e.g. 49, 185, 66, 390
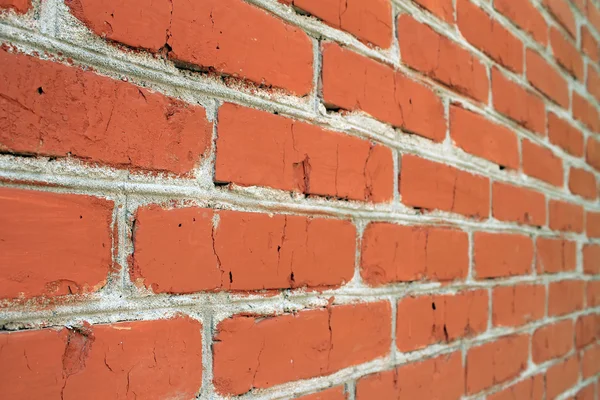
1, 274, 598, 326
1, 166, 600, 239
1, 19, 599, 191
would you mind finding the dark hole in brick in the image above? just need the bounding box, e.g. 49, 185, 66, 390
431, 302, 436, 310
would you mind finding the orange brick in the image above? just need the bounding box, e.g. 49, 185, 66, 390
587, 137, 600, 171
549, 200, 584, 233
0, 0, 30, 13
588, 64, 600, 103
522, 140, 564, 187
544, 0, 577, 38
546, 355, 580, 399
551, 27, 584, 80
398, 14, 489, 102
532, 320, 574, 363
589, 281, 600, 306
492, 182, 546, 227
548, 113, 584, 156
549, 280, 585, 316
487, 375, 544, 400
492, 284, 546, 327
575, 314, 600, 348
582, 26, 600, 62
413, 0, 454, 22
494, 0, 548, 45
400, 155, 490, 219
569, 167, 597, 200
474, 232, 534, 278
582, 342, 600, 378
361, 223, 468, 285
296, 387, 347, 400
574, 92, 600, 132
584, 244, 600, 274
526, 49, 569, 108
536, 237, 577, 273
396, 290, 488, 351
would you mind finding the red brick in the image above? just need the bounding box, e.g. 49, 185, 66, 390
532, 320, 574, 363
584, 244, 600, 274
132, 206, 356, 293
549, 280, 585, 316
360, 223, 468, 285
355, 352, 464, 400
0, 0, 30, 13
412, 0, 453, 22
487, 375, 544, 400
548, 112, 584, 156
69, 0, 313, 95
0, 316, 203, 399
582, 26, 600, 62
450, 105, 519, 169
0, 50, 211, 174
466, 334, 529, 394
492, 284, 546, 327
492, 182, 546, 227
544, 0, 577, 38
551, 27, 584, 80
457, 0, 523, 73
492, 68, 546, 134
574, 92, 600, 132
569, 167, 597, 199
494, 0, 548, 45
215, 103, 393, 202
522, 140, 564, 186
588, 64, 600, 103
399, 155, 490, 219
0, 188, 113, 300
575, 314, 600, 348
589, 281, 600, 306
398, 14, 489, 102
396, 290, 488, 351
582, 342, 600, 378
587, 137, 600, 170
526, 49, 569, 108
321, 43, 446, 141
588, 211, 600, 238
546, 355, 580, 399
536, 237, 577, 273
474, 232, 534, 278
549, 200, 584, 233
283, 0, 392, 48
213, 302, 391, 395
575, 384, 596, 400
588, 1, 600, 33
296, 387, 347, 400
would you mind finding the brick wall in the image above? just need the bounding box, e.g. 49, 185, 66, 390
0, 0, 599, 398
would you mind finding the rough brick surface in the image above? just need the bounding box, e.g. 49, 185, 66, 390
213, 302, 391, 395
0, 50, 212, 174
399, 155, 490, 219
0, 317, 203, 399
2, 0, 600, 398
361, 222, 468, 285
215, 103, 394, 202
69, 0, 314, 95
132, 206, 356, 293
280, 0, 392, 48
321, 43, 446, 141
0, 187, 113, 299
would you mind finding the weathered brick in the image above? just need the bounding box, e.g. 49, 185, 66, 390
551, 27, 584, 80
131, 206, 356, 293
213, 302, 392, 395
474, 232, 534, 278
281, 0, 392, 48
536, 237, 577, 273
399, 155, 490, 219
532, 320, 574, 363
546, 355, 580, 398
0, 187, 113, 300
526, 49, 569, 108
215, 103, 394, 202
0, 317, 203, 399
361, 223, 468, 285
494, 0, 548, 45
466, 335, 529, 394
0, 50, 212, 174
522, 139, 564, 187
575, 314, 600, 348
492, 182, 546, 227
549, 200, 584, 233
548, 112, 584, 156
457, 0, 523, 73
569, 167, 597, 200
450, 105, 519, 169
321, 43, 446, 141
396, 290, 488, 351
68, 0, 313, 95
492, 68, 546, 134
355, 352, 464, 400
492, 284, 546, 327
398, 14, 489, 102
548, 280, 585, 316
